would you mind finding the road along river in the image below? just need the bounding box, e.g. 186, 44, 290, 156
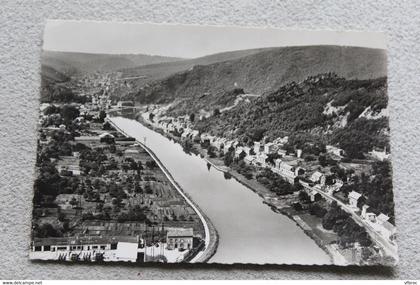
109, 116, 331, 265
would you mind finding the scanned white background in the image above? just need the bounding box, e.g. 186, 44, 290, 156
0, 0, 419, 280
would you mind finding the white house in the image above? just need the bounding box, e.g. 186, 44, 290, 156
264, 143, 278, 155
181, 128, 192, 139
326, 145, 345, 157
376, 213, 390, 225
380, 221, 397, 242
235, 147, 245, 158
166, 228, 194, 251
310, 171, 326, 185
55, 156, 81, 176
244, 155, 256, 165
212, 138, 227, 151
275, 160, 301, 182
253, 141, 263, 155
369, 147, 390, 161
348, 191, 362, 208
190, 130, 200, 142
277, 149, 287, 157
242, 146, 251, 156
325, 179, 343, 195
255, 153, 268, 166
223, 140, 236, 154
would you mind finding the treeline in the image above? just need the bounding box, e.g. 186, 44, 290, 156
331, 117, 389, 159
42, 84, 89, 104
256, 168, 301, 195
322, 201, 372, 248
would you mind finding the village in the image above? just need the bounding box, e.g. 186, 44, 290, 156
33, 64, 397, 265
31, 75, 209, 263
140, 104, 397, 265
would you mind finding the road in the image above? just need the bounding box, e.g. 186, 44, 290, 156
301, 183, 398, 260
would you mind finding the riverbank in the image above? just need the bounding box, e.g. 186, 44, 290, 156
136, 116, 352, 265
204, 156, 347, 265
107, 116, 219, 263
135, 114, 354, 265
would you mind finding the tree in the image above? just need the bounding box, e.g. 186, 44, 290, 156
247, 128, 266, 142
319, 155, 327, 167
207, 146, 217, 158
43, 105, 61, 115
189, 113, 195, 122
213, 108, 221, 116
102, 121, 112, 130
99, 110, 107, 122
34, 223, 63, 238
309, 203, 327, 218
61, 105, 80, 123
298, 190, 310, 203
224, 150, 234, 166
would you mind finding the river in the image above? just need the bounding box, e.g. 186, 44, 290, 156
109, 116, 331, 265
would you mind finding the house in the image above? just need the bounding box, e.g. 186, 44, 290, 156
190, 130, 200, 142
348, 191, 362, 208
124, 148, 141, 159
223, 140, 236, 154
277, 149, 287, 157
295, 166, 305, 176
74, 136, 100, 143
361, 205, 370, 219
200, 133, 211, 144
310, 171, 326, 185
361, 205, 377, 222
55, 156, 81, 176
116, 101, 134, 109
275, 159, 300, 182
380, 221, 397, 242
242, 147, 251, 156
235, 147, 246, 159
99, 132, 115, 144
181, 128, 192, 139
244, 155, 256, 165
166, 228, 194, 251
255, 153, 268, 166
369, 147, 390, 161
325, 179, 343, 195
326, 145, 345, 157
253, 141, 263, 155
296, 149, 302, 158
212, 138, 227, 151
264, 143, 278, 154
376, 213, 390, 225
30, 236, 140, 262
274, 158, 282, 169
310, 190, 322, 202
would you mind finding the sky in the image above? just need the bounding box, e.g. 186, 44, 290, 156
43, 20, 386, 59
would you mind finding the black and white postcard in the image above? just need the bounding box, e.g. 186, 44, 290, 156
31, 20, 396, 266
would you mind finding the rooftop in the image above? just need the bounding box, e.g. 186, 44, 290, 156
32, 235, 138, 246
166, 228, 193, 237
348, 191, 362, 200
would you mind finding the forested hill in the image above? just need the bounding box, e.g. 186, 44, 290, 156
132, 46, 386, 104
192, 74, 389, 160
42, 51, 183, 76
